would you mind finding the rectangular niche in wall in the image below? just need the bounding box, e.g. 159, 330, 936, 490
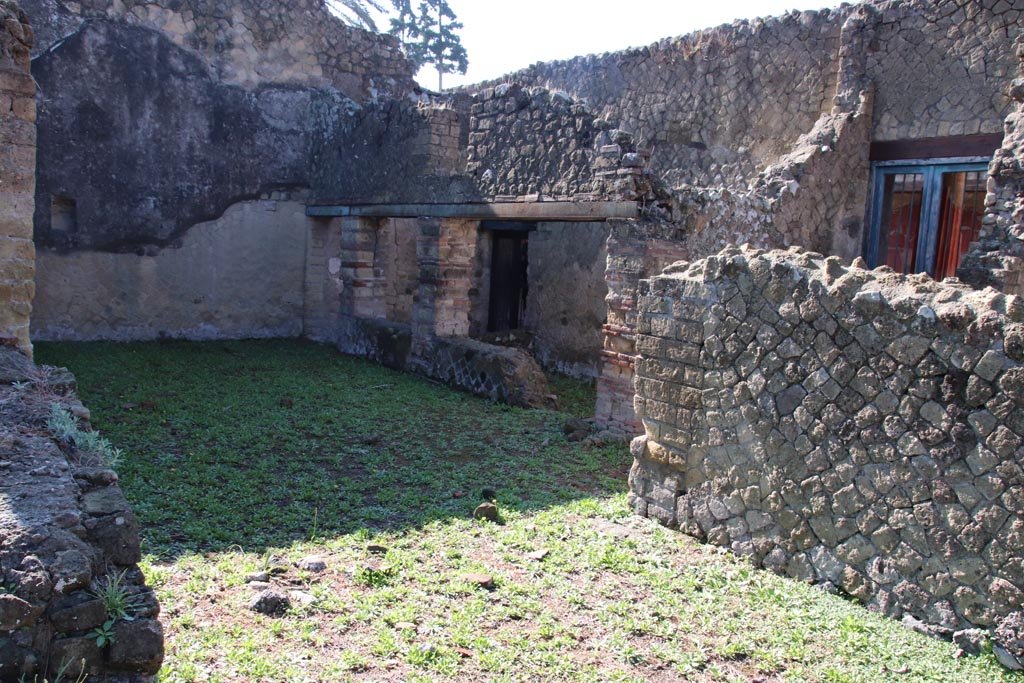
485, 222, 533, 333
50, 194, 78, 234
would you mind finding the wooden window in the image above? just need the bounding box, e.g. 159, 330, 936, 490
866, 160, 989, 278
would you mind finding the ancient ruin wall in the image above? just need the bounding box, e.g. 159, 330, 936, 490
866, 0, 1020, 142
0, 350, 162, 680
311, 100, 478, 206
630, 245, 1024, 631
0, 0, 34, 355
466, 83, 603, 199
960, 38, 1024, 296
33, 199, 310, 341
21, 0, 415, 96
28, 18, 355, 252
474, 0, 1019, 190
470, 8, 846, 191
23, 0, 418, 252
20, 0, 422, 341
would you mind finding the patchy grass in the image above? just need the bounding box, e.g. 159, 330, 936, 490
37, 340, 1022, 683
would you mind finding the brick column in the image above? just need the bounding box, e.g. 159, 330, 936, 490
413, 217, 478, 340
595, 225, 644, 432
0, 0, 36, 356
338, 216, 386, 319
596, 220, 692, 434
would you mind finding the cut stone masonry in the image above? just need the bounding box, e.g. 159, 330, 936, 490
0, 0, 35, 355
631, 244, 1024, 634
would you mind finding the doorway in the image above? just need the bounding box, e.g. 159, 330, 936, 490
487, 229, 530, 333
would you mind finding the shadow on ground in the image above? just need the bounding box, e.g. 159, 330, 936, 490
35, 339, 631, 559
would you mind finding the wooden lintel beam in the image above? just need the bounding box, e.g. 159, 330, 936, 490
869, 134, 1003, 162
305, 201, 639, 221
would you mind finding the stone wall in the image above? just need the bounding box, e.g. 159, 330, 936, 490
523, 222, 610, 379
471, 0, 1019, 190
21, 0, 415, 96
866, 0, 1019, 142
960, 38, 1024, 296
465, 83, 602, 200
0, 349, 162, 680
29, 19, 353, 252
469, 8, 845, 191
33, 200, 310, 341
0, 0, 34, 355
21, 0, 421, 341
630, 245, 1024, 633
310, 98, 480, 205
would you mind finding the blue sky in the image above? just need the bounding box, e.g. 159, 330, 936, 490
402, 0, 846, 88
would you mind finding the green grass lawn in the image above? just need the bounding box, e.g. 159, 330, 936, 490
36, 339, 1022, 683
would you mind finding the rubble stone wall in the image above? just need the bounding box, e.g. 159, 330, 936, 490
465, 83, 603, 199
630, 245, 1024, 632
0, 350, 162, 681
0, 0, 35, 355
310, 99, 479, 206
470, 9, 845, 191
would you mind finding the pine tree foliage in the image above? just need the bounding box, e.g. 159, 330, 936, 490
387, 0, 468, 91
388, 0, 429, 67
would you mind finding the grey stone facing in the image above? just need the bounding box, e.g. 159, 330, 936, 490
630, 244, 1024, 635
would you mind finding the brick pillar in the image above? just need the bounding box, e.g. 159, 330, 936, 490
338, 216, 386, 319
595, 225, 644, 433
413, 217, 478, 340
0, 0, 36, 356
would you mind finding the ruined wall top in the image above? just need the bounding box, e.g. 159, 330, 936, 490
21, 0, 417, 98
467, 0, 1020, 191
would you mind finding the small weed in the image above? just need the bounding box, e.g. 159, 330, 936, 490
90, 619, 117, 648
91, 570, 140, 621
355, 564, 395, 588
17, 658, 88, 683
47, 403, 123, 469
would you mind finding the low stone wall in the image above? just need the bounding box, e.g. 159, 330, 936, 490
0, 0, 35, 355
337, 316, 551, 408
630, 245, 1024, 634
0, 349, 162, 680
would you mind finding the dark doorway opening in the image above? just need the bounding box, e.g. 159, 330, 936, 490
487, 229, 530, 333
